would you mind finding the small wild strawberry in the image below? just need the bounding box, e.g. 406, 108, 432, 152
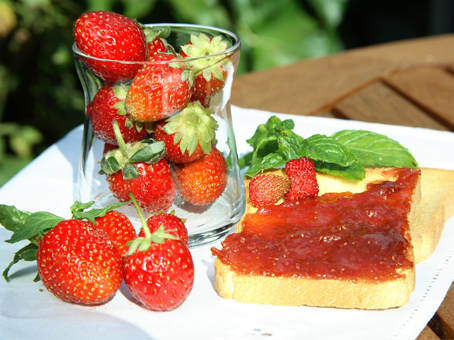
249, 174, 290, 207
285, 157, 316, 178
284, 157, 319, 199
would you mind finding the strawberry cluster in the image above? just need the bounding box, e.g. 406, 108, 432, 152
248, 157, 320, 207
1, 198, 194, 311
74, 11, 232, 213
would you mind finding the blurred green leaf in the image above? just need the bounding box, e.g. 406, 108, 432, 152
307, 0, 349, 29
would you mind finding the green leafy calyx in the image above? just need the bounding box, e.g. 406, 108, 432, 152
99, 120, 165, 179
181, 33, 231, 81
163, 101, 218, 155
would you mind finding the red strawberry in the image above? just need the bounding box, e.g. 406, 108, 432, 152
101, 121, 176, 214
89, 84, 151, 145
124, 236, 194, 311
154, 102, 218, 163
146, 36, 168, 61
123, 193, 194, 311
284, 157, 319, 199
94, 210, 137, 256
140, 211, 189, 245
285, 157, 316, 178
172, 146, 228, 205
73, 11, 146, 83
36, 219, 123, 305
106, 159, 176, 214
125, 61, 193, 122
248, 174, 290, 207
180, 33, 230, 106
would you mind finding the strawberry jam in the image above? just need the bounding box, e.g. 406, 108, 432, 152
212, 168, 421, 283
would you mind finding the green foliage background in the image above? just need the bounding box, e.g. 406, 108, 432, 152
0, 0, 349, 186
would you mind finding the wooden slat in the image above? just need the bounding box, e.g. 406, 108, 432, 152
232, 34, 454, 117
332, 82, 450, 131
384, 67, 454, 129
417, 325, 441, 340
232, 53, 395, 116
429, 282, 454, 339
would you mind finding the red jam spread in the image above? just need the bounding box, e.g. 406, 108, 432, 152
212, 168, 421, 283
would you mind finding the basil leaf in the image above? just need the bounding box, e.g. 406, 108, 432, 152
332, 130, 418, 168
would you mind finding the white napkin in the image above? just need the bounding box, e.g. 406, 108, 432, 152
1, 106, 454, 340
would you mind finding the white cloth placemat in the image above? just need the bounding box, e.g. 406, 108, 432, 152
1, 106, 454, 340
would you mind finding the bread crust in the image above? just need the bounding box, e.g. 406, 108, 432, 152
213, 167, 454, 309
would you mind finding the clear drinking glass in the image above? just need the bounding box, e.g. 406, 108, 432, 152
73, 23, 244, 247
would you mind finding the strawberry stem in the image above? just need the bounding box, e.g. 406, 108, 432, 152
112, 120, 128, 156
128, 191, 152, 238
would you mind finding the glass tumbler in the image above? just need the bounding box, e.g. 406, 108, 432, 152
73, 23, 244, 247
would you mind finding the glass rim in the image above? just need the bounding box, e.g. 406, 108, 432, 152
72, 22, 241, 65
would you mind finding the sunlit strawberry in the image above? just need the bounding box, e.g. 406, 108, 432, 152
74, 11, 146, 83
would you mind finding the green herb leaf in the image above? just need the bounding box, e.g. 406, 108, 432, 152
2, 243, 39, 282
0, 205, 32, 232
6, 212, 64, 244
70, 201, 130, 224
301, 134, 358, 167
239, 115, 418, 180
332, 130, 419, 168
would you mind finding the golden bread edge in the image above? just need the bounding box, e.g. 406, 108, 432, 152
214, 167, 454, 309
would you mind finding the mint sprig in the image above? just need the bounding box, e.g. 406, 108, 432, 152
239, 115, 418, 180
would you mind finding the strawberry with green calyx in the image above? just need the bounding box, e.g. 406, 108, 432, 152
139, 210, 189, 245
101, 120, 176, 213
89, 83, 152, 145
0, 200, 129, 305
180, 33, 231, 106
123, 192, 194, 311
74, 11, 147, 83
154, 102, 218, 163
172, 146, 228, 206
70, 201, 137, 256
125, 58, 194, 122
142, 25, 175, 62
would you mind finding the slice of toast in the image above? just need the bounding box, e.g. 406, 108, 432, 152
212, 167, 454, 309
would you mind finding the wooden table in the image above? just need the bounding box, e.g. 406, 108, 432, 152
231, 33, 454, 340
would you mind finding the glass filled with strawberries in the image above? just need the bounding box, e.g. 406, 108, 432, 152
72, 11, 244, 247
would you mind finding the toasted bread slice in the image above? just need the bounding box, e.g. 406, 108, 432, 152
213, 167, 454, 309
